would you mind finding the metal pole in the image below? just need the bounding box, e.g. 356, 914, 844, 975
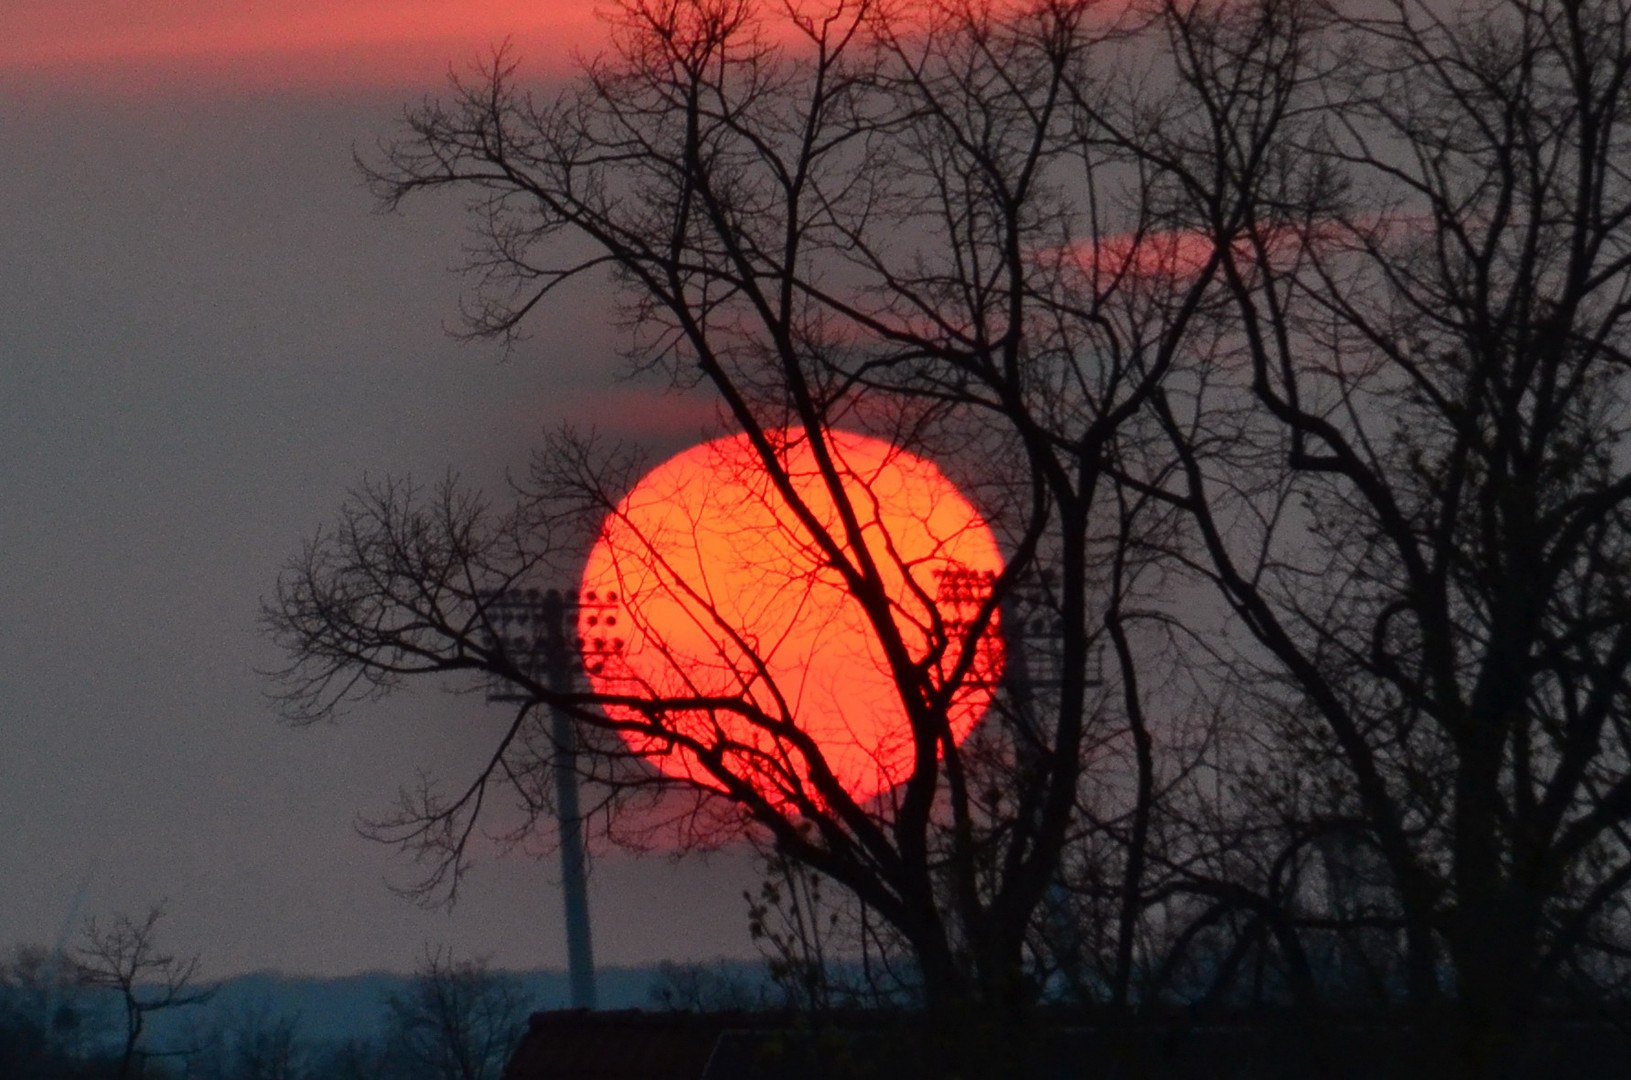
541, 589, 597, 1009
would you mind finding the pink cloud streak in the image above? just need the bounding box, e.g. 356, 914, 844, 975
3, 0, 604, 89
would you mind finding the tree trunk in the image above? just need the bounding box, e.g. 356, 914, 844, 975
1446, 895, 1539, 1080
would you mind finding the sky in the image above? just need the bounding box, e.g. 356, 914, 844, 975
0, 0, 764, 979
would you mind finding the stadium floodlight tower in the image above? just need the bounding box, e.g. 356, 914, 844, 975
480, 586, 602, 1010
483, 568, 1085, 1012
934, 566, 1099, 700
939, 566, 1102, 1000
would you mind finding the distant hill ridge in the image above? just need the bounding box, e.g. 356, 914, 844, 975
137, 961, 772, 1050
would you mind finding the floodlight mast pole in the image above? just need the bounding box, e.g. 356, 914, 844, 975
990, 568, 1100, 997
540, 589, 598, 1010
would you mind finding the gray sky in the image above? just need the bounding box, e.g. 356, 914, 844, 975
0, 20, 762, 979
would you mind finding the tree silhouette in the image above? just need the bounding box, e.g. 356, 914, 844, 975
269, 0, 1199, 1043
1130, 0, 1631, 1072
382, 950, 527, 1080
74, 906, 213, 1080
266, 0, 1631, 1073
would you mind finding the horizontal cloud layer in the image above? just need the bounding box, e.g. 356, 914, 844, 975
3, 0, 603, 89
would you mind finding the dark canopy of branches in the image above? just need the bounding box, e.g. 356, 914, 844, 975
266, 0, 1631, 1076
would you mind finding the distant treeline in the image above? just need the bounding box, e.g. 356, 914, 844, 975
0, 948, 770, 1080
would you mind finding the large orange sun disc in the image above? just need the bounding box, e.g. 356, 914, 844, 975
579, 429, 1004, 804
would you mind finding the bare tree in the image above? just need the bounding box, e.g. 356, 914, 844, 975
74, 906, 214, 1080
1123, 0, 1631, 1072
648, 958, 776, 1012
267, 1, 1222, 1049
183, 1001, 308, 1080
381, 950, 528, 1080
305, 1035, 385, 1080
260, 0, 1631, 1073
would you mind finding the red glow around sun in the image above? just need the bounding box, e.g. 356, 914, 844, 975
579, 429, 1004, 804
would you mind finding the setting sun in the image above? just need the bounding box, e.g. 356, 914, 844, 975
579, 429, 1004, 804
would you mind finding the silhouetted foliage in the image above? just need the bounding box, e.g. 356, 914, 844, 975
271, 0, 1188, 1041
0, 944, 101, 1079
1126, 0, 1631, 1072
265, 0, 1631, 1075
648, 959, 777, 1013
380, 950, 528, 1080
74, 905, 214, 1080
